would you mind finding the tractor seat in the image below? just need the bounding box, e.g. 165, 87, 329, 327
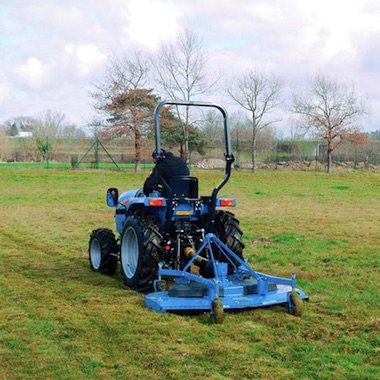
169, 176, 198, 198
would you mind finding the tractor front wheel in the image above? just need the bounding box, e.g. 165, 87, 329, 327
120, 214, 163, 292
89, 228, 117, 275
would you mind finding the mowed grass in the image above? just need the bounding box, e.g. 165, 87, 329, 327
0, 168, 379, 380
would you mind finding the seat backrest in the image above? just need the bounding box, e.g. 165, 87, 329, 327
169, 176, 198, 198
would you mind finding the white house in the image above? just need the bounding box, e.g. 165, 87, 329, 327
16, 131, 33, 138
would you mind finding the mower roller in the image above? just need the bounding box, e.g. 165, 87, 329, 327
89, 100, 308, 323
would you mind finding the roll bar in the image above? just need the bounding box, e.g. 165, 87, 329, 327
154, 100, 235, 233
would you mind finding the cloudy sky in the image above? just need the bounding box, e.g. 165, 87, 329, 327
1, 0, 380, 133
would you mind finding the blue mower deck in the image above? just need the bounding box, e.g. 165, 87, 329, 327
145, 233, 309, 314
146, 283, 308, 313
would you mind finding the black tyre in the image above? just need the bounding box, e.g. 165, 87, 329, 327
211, 298, 225, 324
288, 289, 303, 317
89, 228, 118, 275
214, 210, 245, 270
120, 214, 163, 292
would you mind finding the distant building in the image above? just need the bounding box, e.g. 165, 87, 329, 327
16, 132, 33, 138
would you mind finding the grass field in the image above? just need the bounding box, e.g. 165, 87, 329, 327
0, 168, 379, 379
0, 162, 154, 170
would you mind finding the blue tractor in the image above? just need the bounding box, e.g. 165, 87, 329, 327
89, 100, 308, 323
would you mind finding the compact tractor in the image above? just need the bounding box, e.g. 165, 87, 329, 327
89, 100, 308, 323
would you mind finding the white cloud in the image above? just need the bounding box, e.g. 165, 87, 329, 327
295, 0, 380, 60
65, 43, 106, 76
77, 44, 105, 66
0, 80, 11, 101
12, 57, 52, 89
127, 0, 180, 49
0, 0, 379, 131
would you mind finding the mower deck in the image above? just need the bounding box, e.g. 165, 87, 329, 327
146, 282, 308, 313
145, 233, 309, 315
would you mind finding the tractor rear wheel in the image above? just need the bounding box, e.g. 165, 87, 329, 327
89, 228, 117, 275
214, 210, 245, 270
120, 214, 163, 292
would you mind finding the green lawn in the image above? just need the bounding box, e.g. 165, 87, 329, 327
0, 168, 378, 379
0, 162, 154, 170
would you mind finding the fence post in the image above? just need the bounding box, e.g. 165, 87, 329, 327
315, 141, 319, 171
235, 135, 240, 169
95, 138, 99, 169
365, 152, 369, 170
275, 140, 279, 170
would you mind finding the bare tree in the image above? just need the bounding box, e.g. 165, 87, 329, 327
32, 110, 85, 161
290, 74, 369, 172
91, 51, 150, 108
59, 124, 87, 139
1, 113, 84, 139
0, 116, 36, 136
33, 110, 67, 138
201, 110, 224, 141
226, 69, 283, 172
90, 51, 152, 172
152, 29, 216, 160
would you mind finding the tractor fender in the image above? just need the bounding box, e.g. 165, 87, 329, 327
118, 188, 144, 203
115, 189, 167, 234
115, 189, 144, 233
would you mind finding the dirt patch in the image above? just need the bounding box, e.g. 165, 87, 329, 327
194, 158, 379, 172
195, 158, 226, 169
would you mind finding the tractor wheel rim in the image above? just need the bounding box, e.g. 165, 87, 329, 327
121, 227, 139, 278
90, 239, 101, 269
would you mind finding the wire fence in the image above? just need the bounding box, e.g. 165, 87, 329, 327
0, 136, 379, 171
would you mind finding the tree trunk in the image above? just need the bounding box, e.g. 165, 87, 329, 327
183, 129, 189, 164
251, 148, 257, 172
184, 106, 190, 164
251, 130, 257, 172
134, 128, 141, 173
327, 149, 332, 173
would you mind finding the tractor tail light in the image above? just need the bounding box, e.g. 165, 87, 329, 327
218, 198, 235, 207
149, 198, 165, 206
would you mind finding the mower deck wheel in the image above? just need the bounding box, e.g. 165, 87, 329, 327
211, 298, 225, 324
